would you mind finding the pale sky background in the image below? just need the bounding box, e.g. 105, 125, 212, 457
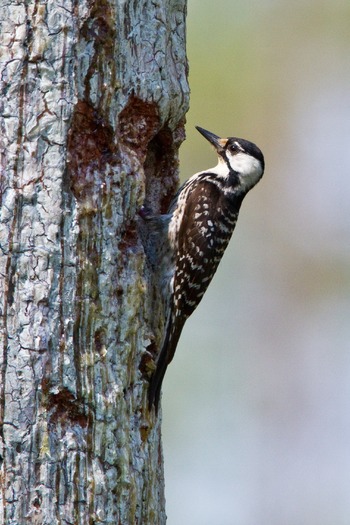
162, 1, 350, 524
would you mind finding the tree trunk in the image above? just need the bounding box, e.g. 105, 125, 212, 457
0, 1, 189, 523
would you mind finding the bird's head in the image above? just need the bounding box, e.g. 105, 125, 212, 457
196, 126, 265, 192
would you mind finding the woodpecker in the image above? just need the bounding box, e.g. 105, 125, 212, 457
148, 126, 265, 411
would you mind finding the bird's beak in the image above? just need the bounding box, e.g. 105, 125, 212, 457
195, 126, 227, 150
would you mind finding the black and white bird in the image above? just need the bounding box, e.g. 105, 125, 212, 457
148, 126, 265, 411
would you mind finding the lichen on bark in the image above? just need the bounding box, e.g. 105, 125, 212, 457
0, 0, 189, 523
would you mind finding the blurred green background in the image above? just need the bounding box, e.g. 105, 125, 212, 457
162, 1, 350, 524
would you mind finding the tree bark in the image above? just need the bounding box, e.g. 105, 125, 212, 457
0, 1, 189, 523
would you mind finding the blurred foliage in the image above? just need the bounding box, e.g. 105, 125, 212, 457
164, 1, 350, 524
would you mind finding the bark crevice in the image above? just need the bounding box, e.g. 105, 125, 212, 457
0, 0, 189, 522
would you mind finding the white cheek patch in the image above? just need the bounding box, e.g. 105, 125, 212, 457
229, 152, 263, 189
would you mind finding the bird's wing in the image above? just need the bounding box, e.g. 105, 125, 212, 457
173, 179, 237, 320
148, 179, 238, 411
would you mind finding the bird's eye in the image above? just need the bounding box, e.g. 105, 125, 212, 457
229, 141, 244, 154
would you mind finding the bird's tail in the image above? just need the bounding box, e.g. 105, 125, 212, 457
148, 311, 184, 412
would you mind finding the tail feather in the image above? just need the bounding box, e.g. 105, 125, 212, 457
148, 312, 184, 412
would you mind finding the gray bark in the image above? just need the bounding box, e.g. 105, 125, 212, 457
0, 1, 189, 523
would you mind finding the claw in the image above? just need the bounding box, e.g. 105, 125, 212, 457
138, 205, 154, 220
